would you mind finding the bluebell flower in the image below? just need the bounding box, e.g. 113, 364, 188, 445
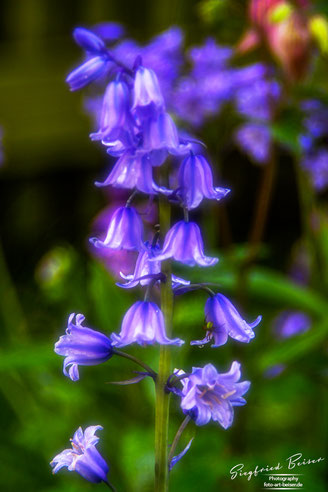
90, 206, 144, 251
179, 362, 250, 428
111, 301, 184, 347
153, 221, 218, 267
95, 150, 164, 195
66, 56, 111, 91
90, 80, 134, 144
142, 111, 189, 155
132, 66, 165, 119
178, 154, 230, 209
273, 310, 311, 338
235, 123, 271, 164
117, 242, 190, 289
73, 28, 106, 53
54, 314, 113, 381
191, 294, 261, 347
51, 425, 109, 484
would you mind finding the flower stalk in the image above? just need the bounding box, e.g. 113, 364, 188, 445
155, 193, 173, 492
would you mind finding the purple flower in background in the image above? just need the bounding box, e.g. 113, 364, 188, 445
90, 206, 144, 251
235, 79, 280, 121
189, 38, 232, 77
301, 149, 328, 191
179, 362, 250, 428
92, 22, 125, 43
178, 153, 230, 209
191, 294, 261, 347
54, 314, 113, 381
273, 310, 311, 339
111, 301, 184, 347
153, 221, 218, 267
51, 426, 109, 484
235, 123, 271, 164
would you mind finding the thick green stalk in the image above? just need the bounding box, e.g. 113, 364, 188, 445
154, 195, 173, 492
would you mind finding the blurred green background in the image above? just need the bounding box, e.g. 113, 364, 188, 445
0, 0, 327, 491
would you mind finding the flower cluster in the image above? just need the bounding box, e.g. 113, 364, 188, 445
51, 24, 261, 486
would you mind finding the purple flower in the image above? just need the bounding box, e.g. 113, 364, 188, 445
153, 221, 218, 267
301, 149, 328, 191
66, 56, 111, 91
92, 22, 125, 43
189, 38, 232, 77
111, 301, 184, 347
95, 150, 164, 194
142, 112, 189, 155
132, 66, 165, 118
235, 123, 271, 164
117, 245, 161, 289
54, 314, 113, 381
273, 310, 311, 338
90, 80, 134, 144
178, 154, 230, 209
73, 28, 106, 53
191, 294, 261, 347
235, 79, 280, 121
117, 243, 190, 289
90, 206, 144, 251
51, 425, 109, 484
179, 362, 250, 428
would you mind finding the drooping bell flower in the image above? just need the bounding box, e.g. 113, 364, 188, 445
111, 301, 184, 347
178, 362, 251, 428
54, 314, 113, 381
73, 27, 106, 53
191, 294, 261, 347
51, 426, 110, 484
90, 79, 134, 144
178, 154, 230, 209
142, 112, 190, 155
117, 242, 190, 289
132, 66, 165, 119
90, 206, 144, 251
66, 56, 111, 91
95, 150, 165, 194
153, 221, 218, 267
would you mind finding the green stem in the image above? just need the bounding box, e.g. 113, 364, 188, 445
167, 416, 191, 466
113, 349, 157, 378
155, 194, 173, 492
